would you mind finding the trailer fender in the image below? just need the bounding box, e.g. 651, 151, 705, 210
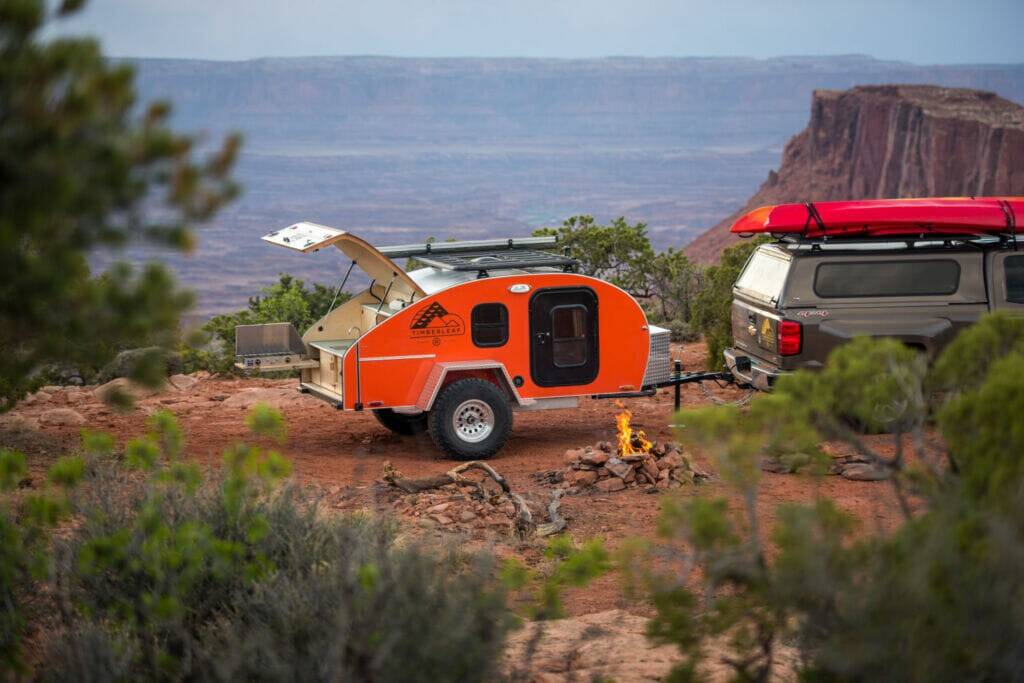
416, 361, 522, 412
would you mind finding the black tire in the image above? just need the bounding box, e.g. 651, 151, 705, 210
428, 378, 512, 460
372, 408, 429, 436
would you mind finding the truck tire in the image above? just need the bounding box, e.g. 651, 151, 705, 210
372, 408, 429, 436
428, 378, 512, 460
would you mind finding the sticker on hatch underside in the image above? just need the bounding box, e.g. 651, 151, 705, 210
409, 301, 465, 341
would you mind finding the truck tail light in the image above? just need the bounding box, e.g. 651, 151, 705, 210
778, 320, 802, 356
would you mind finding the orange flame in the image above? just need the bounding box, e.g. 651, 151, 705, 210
614, 400, 652, 456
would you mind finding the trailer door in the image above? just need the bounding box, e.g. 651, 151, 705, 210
529, 287, 599, 387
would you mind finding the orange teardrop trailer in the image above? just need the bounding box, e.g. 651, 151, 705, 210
235, 222, 678, 459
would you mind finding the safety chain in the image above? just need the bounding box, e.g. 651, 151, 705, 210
697, 379, 755, 407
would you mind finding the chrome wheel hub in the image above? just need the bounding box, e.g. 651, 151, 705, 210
452, 399, 494, 443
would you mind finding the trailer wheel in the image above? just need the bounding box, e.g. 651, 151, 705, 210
429, 378, 512, 460
372, 409, 429, 436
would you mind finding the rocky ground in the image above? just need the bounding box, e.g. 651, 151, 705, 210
1, 342, 910, 682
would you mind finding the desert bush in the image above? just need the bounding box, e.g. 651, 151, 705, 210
182, 274, 349, 374
536, 216, 764, 353
646, 248, 699, 327
660, 318, 700, 343
631, 313, 1024, 681
0, 449, 82, 672
36, 407, 512, 682
534, 216, 656, 295
191, 536, 507, 682
534, 217, 704, 341
689, 237, 766, 368
97, 346, 184, 384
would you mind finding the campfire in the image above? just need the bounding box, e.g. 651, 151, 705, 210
540, 402, 710, 494
615, 400, 652, 456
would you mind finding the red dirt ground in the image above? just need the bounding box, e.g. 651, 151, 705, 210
5, 342, 909, 618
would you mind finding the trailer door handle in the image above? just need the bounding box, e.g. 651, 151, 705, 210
535, 332, 551, 344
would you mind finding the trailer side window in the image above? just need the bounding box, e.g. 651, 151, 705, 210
551, 305, 588, 367
1006, 255, 1024, 304
472, 303, 509, 347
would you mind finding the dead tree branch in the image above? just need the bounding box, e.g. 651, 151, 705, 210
536, 489, 566, 537
382, 460, 540, 538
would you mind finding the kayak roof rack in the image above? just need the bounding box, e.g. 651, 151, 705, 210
775, 233, 1024, 252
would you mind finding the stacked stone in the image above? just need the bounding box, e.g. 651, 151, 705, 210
557, 441, 707, 494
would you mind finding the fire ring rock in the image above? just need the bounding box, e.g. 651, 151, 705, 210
605, 458, 632, 479
549, 440, 710, 494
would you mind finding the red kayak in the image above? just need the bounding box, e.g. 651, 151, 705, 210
730, 197, 1023, 239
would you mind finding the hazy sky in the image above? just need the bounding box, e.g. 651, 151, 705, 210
51, 0, 1024, 64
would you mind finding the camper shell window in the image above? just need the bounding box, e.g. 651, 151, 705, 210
814, 260, 961, 298
1006, 255, 1024, 304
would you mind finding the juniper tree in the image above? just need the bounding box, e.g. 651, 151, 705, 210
0, 0, 239, 409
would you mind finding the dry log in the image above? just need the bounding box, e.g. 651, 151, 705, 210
536, 489, 566, 537
382, 460, 540, 538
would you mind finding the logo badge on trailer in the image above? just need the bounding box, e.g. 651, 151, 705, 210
409, 302, 465, 340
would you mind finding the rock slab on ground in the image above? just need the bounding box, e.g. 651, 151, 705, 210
840, 463, 891, 481
503, 610, 679, 682
504, 609, 800, 683
222, 387, 298, 409
168, 374, 199, 392
38, 408, 85, 426
93, 378, 161, 403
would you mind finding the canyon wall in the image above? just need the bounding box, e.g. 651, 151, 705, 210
685, 85, 1024, 262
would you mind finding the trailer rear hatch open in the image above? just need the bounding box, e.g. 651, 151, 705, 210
730, 245, 793, 370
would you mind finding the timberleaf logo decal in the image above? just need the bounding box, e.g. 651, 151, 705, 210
410, 301, 464, 339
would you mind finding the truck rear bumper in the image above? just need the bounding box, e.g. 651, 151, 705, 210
723, 348, 780, 392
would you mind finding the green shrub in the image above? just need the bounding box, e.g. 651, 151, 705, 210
38, 408, 512, 682
182, 274, 350, 374
191, 536, 508, 682
534, 215, 655, 295
635, 313, 1024, 682
534, 217, 704, 344
662, 318, 700, 343
534, 216, 765, 362
689, 237, 766, 368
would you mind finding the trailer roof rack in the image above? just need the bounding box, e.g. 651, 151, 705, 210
377, 235, 577, 276
411, 248, 578, 276
378, 235, 558, 259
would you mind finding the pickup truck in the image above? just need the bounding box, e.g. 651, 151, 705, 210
722, 198, 1024, 389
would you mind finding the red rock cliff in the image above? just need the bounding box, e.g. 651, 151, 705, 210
685, 85, 1024, 262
